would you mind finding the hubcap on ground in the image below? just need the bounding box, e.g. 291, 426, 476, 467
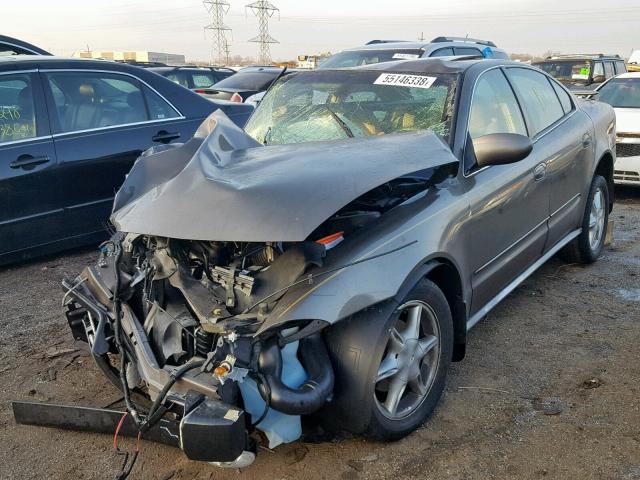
589, 188, 606, 250
374, 300, 441, 420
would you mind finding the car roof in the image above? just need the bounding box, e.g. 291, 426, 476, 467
312, 57, 514, 75
0, 55, 173, 77
534, 54, 622, 61
613, 72, 640, 79
148, 66, 233, 72
0, 35, 51, 55
341, 40, 505, 54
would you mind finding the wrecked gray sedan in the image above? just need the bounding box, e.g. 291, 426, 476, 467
53, 58, 616, 469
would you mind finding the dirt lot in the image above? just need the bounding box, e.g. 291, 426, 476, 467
0, 187, 638, 480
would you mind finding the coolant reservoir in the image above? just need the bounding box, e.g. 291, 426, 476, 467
238, 339, 307, 448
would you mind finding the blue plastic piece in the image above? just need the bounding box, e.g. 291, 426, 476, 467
482, 46, 494, 58
238, 340, 308, 448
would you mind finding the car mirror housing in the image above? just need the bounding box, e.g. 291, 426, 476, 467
592, 74, 605, 84
472, 133, 533, 168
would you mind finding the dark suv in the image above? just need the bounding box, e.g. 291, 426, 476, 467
533, 54, 627, 90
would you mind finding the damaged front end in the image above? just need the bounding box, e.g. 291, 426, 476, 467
63, 232, 336, 465
53, 110, 458, 467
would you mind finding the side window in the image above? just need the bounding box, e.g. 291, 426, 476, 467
142, 85, 180, 120
192, 73, 216, 88
468, 69, 527, 140
505, 68, 565, 136
593, 62, 604, 80
603, 62, 615, 79
614, 61, 627, 74
430, 48, 454, 57
454, 47, 482, 56
549, 78, 573, 114
165, 72, 188, 88
46, 71, 148, 133
0, 74, 37, 143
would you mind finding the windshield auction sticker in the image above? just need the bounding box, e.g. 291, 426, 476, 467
374, 73, 437, 89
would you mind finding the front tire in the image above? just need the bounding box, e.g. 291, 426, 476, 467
323, 279, 453, 440
561, 175, 609, 264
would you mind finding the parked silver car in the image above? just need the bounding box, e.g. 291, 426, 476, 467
318, 36, 509, 69
56, 57, 615, 468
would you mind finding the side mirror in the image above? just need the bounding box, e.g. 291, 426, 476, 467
472, 133, 533, 168
592, 74, 605, 84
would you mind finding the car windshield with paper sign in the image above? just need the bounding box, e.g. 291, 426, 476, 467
245, 69, 457, 145
319, 49, 424, 68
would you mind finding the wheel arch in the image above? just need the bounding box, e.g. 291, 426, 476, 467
393, 256, 468, 362
423, 259, 467, 362
594, 151, 614, 212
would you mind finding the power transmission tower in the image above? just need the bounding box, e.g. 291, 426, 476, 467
246, 0, 279, 64
203, 0, 231, 65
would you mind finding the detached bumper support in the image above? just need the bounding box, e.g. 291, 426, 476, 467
12, 400, 180, 447
12, 399, 250, 463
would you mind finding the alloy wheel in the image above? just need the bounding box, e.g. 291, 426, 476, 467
589, 187, 606, 250
374, 300, 441, 420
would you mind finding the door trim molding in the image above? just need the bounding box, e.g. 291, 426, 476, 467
467, 228, 581, 330
473, 216, 548, 275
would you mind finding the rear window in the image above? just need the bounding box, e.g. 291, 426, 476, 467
319, 49, 424, 69
213, 71, 278, 91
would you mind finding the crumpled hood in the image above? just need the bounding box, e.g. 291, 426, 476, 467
111, 110, 458, 241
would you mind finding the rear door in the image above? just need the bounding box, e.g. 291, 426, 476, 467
0, 70, 61, 259
504, 67, 592, 250
41, 68, 192, 240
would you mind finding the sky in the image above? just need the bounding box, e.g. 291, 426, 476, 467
5, 0, 640, 62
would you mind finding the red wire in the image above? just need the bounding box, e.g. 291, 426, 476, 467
113, 412, 128, 451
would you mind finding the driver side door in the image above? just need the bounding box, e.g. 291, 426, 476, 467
459, 68, 550, 317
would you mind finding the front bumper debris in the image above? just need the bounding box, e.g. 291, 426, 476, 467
12, 397, 250, 463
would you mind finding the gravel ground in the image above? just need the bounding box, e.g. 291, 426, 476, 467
0, 187, 638, 480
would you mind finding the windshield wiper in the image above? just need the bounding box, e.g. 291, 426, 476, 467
323, 105, 354, 138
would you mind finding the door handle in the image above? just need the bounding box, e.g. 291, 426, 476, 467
533, 163, 546, 182
152, 130, 180, 143
9, 154, 50, 169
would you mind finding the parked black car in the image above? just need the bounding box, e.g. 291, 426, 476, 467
532, 54, 627, 90
148, 66, 235, 90
195, 66, 295, 102
0, 35, 51, 56
0, 56, 254, 265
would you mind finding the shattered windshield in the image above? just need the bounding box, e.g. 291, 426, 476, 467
244, 70, 458, 146
534, 60, 593, 85
319, 49, 424, 69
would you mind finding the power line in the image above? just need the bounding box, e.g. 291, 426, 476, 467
246, 0, 279, 64
203, 0, 231, 65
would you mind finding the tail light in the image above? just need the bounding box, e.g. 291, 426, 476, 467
230, 92, 243, 103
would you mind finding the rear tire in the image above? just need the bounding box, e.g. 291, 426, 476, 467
561, 175, 609, 264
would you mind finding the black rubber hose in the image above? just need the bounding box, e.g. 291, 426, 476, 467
142, 359, 206, 431
257, 334, 334, 415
